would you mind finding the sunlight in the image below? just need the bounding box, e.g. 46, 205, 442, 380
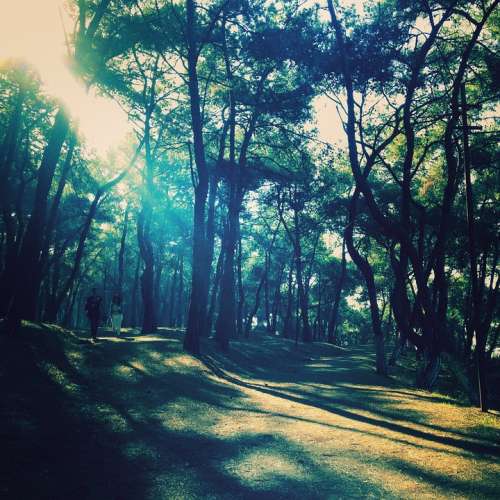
0, 1, 349, 155
314, 95, 346, 147
2, 1, 499, 497
0, 0, 130, 155
225, 449, 305, 485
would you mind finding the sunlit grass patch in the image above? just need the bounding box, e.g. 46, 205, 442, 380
41, 361, 81, 395
163, 353, 205, 370
129, 360, 147, 373
224, 448, 305, 485
115, 365, 135, 377
93, 403, 130, 432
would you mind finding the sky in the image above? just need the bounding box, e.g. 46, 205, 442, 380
0, 0, 360, 155
0, 0, 130, 155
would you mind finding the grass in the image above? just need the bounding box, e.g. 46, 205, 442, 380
0, 323, 499, 499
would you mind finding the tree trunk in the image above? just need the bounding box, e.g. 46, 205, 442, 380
207, 244, 224, 336
117, 204, 129, 296
130, 254, 141, 328
293, 207, 312, 343
328, 239, 346, 344
345, 190, 386, 375
215, 187, 240, 350
43, 241, 63, 323
236, 227, 244, 337
5, 109, 69, 333
264, 252, 271, 333
176, 254, 185, 328
184, 0, 210, 354
38, 133, 76, 300
199, 172, 219, 334
168, 258, 179, 327
139, 248, 155, 333
153, 257, 163, 330
295, 281, 300, 346
63, 277, 82, 328
282, 257, 294, 339
271, 261, 285, 336
460, 83, 486, 410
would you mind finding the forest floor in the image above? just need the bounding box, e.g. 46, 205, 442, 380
1, 323, 499, 499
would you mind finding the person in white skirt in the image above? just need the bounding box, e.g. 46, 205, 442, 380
111, 293, 123, 336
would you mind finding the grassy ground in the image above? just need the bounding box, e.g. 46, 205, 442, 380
0, 323, 499, 499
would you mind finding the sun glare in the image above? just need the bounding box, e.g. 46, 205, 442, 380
0, 0, 130, 155
0, 1, 350, 155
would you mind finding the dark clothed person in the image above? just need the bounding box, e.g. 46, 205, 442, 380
85, 289, 102, 340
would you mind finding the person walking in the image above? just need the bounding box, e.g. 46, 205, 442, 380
111, 293, 123, 336
85, 288, 102, 341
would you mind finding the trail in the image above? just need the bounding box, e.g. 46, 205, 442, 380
1, 324, 499, 499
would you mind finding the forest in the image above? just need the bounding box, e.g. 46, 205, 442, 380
0, 1, 499, 498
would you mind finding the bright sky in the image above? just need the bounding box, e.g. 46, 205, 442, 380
0, 0, 130, 155
0, 0, 360, 154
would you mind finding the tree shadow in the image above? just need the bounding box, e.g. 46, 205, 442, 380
382, 457, 500, 498
202, 336, 497, 433
2, 325, 499, 499
1, 325, 398, 499
199, 352, 500, 460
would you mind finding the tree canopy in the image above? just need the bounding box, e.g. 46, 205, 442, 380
1, 0, 499, 413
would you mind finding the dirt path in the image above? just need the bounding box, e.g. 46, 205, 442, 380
1, 325, 499, 499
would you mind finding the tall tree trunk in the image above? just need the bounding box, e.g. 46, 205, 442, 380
129, 254, 140, 328
168, 258, 179, 327
282, 257, 294, 339
138, 212, 155, 333
236, 226, 245, 337
215, 188, 240, 350
176, 254, 185, 328
264, 252, 271, 333
38, 133, 76, 301
271, 261, 285, 336
345, 190, 386, 375
199, 173, 219, 335
461, 84, 486, 410
207, 244, 224, 336
293, 207, 312, 343
5, 109, 69, 333
63, 277, 82, 328
161, 276, 171, 326
138, 99, 157, 334
43, 241, 63, 322
153, 257, 163, 330
184, 0, 210, 354
315, 272, 323, 341
328, 238, 346, 344
295, 281, 300, 346
117, 204, 129, 296
214, 16, 241, 350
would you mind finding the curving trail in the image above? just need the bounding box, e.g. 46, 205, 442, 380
1, 324, 499, 499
